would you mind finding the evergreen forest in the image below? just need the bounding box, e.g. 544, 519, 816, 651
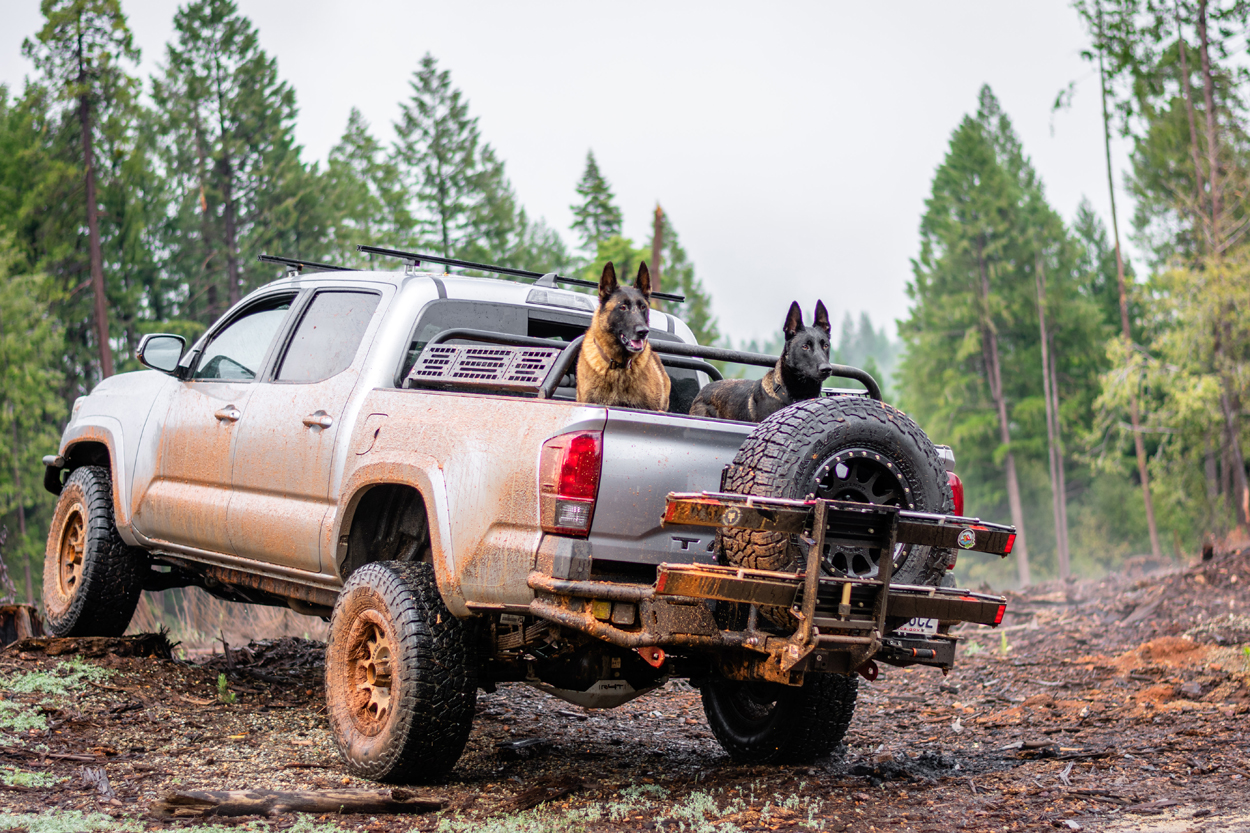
2, 0, 1248, 596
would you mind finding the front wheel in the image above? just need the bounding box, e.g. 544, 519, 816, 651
702, 673, 859, 764
42, 466, 143, 637
325, 561, 478, 783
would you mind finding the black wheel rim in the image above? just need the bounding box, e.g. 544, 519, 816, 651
812, 448, 912, 579
724, 681, 781, 726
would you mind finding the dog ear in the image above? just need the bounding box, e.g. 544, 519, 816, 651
783, 301, 803, 341
813, 300, 831, 335
598, 261, 618, 306
635, 261, 652, 300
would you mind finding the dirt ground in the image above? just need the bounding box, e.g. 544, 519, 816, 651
2, 547, 1249, 833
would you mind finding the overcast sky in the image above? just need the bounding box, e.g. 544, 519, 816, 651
0, 1, 1133, 343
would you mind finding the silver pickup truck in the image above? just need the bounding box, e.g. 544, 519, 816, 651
41, 250, 1014, 783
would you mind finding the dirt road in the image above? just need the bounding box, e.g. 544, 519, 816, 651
1, 547, 1248, 832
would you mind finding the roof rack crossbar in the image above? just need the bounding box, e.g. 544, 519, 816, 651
356, 244, 687, 304
258, 254, 351, 276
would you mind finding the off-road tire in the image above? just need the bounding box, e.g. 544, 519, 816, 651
326, 561, 478, 784
702, 673, 859, 764
42, 466, 143, 637
721, 397, 953, 585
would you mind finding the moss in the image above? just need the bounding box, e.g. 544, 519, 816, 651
0, 812, 350, 833
0, 657, 113, 697
0, 766, 63, 787
0, 701, 46, 733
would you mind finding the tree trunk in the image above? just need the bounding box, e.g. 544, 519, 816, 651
1049, 330, 1070, 568
220, 159, 241, 307
79, 90, 113, 378
10, 416, 31, 602
1196, 0, 1222, 235
651, 204, 664, 293
1219, 386, 1250, 525
1175, 5, 1212, 249
1098, 25, 1163, 560
977, 244, 1030, 585
1205, 433, 1219, 502
192, 108, 218, 321
1035, 255, 1069, 578
211, 56, 242, 306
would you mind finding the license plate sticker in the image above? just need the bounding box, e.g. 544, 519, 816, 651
893, 617, 938, 637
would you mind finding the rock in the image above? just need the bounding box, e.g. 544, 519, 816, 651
1178, 681, 1203, 699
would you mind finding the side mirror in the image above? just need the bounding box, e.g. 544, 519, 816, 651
136, 334, 186, 374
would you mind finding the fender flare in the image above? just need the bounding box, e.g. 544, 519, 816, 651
59, 419, 134, 542
332, 457, 465, 615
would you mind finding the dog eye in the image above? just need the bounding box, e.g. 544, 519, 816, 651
802, 344, 810, 351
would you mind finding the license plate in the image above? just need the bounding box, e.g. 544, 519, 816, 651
893, 617, 938, 637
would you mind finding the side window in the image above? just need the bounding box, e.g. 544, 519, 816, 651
191, 297, 294, 381
276, 291, 380, 383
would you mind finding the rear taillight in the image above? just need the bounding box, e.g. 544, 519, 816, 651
539, 431, 603, 536
994, 604, 1007, 625
1003, 533, 1016, 555
947, 471, 964, 517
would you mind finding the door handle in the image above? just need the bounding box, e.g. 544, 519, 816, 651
303, 411, 333, 429
214, 406, 241, 422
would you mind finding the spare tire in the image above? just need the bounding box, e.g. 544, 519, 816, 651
721, 397, 952, 586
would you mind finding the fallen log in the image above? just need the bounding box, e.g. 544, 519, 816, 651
7, 632, 173, 658
150, 788, 447, 818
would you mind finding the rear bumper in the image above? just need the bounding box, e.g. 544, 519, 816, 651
526, 563, 1005, 685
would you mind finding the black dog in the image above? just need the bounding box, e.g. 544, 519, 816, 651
690, 300, 833, 421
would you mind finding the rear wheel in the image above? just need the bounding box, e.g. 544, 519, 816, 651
42, 466, 143, 637
702, 673, 859, 764
325, 561, 477, 783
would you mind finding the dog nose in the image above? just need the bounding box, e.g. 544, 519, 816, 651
818, 363, 834, 379
635, 326, 650, 339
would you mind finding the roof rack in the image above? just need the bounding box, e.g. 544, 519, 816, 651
356, 244, 687, 304
258, 254, 351, 276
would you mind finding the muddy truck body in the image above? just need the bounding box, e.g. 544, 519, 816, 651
42, 252, 1014, 782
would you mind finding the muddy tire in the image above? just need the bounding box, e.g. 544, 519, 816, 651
702, 673, 859, 764
326, 561, 477, 784
721, 397, 953, 585
42, 466, 143, 637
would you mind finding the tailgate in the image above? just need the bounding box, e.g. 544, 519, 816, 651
587, 410, 752, 567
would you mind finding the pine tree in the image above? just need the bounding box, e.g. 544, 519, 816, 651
1076, 0, 1250, 535
0, 239, 67, 601
648, 209, 720, 346
153, 0, 305, 320
324, 109, 411, 265
901, 87, 1037, 584
23, 0, 140, 379
570, 151, 622, 254
394, 53, 518, 264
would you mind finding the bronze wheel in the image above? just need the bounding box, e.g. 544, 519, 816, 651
42, 466, 143, 636
325, 561, 478, 783
344, 612, 396, 735
56, 503, 86, 599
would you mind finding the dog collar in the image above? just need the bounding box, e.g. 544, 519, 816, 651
594, 337, 636, 371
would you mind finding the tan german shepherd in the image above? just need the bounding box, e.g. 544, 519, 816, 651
576, 262, 671, 411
